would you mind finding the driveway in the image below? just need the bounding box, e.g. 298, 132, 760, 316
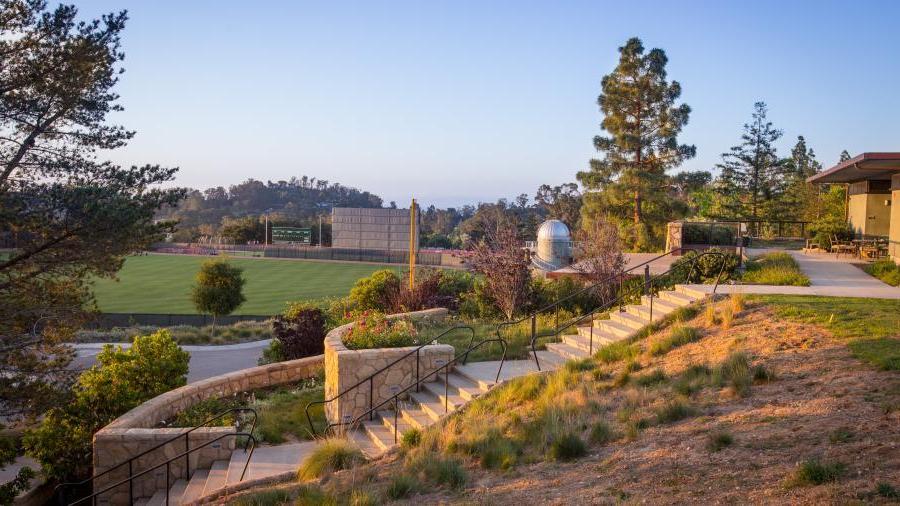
72, 339, 272, 383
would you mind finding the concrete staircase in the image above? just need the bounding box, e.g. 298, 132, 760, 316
130, 285, 709, 501
134, 443, 316, 506
349, 285, 707, 458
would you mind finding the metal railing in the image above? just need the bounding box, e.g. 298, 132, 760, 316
497, 249, 728, 371
304, 325, 488, 436
321, 337, 508, 443
56, 408, 258, 506
67, 432, 257, 506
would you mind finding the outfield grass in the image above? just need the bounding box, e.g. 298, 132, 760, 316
90, 254, 401, 315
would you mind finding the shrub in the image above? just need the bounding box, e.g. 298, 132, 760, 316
349, 269, 401, 310
413, 453, 468, 489
385, 475, 419, 500
706, 431, 734, 452
654, 399, 696, 424
671, 248, 740, 283
714, 351, 752, 396
649, 325, 700, 356
547, 433, 587, 462
270, 303, 326, 361
385, 268, 456, 312
783, 459, 846, 488
475, 435, 520, 470
633, 369, 667, 387
342, 313, 419, 350
751, 364, 776, 382
595, 341, 639, 364
529, 276, 597, 315
565, 358, 595, 373
24, 331, 189, 480
297, 438, 365, 480
673, 364, 712, 396
877, 482, 900, 499
863, 259, 900, 287
400, 428, 422, 449
589, 420, 616, 444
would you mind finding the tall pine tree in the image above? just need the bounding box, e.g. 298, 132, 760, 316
780, 135, 823, 221
577, 37, 695, 251
713, 102, 784, 221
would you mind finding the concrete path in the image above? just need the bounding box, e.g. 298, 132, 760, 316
686, 251, 900, 299
72, 339, 271, 383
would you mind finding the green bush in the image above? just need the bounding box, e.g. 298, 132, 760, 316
385, 474, 419, 500
400, 428, 422, 449
654, 399, 696, 424
297, 438, 365, 480
412, 453, 468, 489
547, 433, 587, 462
671, 248, 741, 283
589, 421, 616, 444
863, 259, 900, 287
594, 341, 639, 364
649, 325, 700, 356
349, 269, 401, 310
714, 351, 752, 396
706, 430, 734, 452
24, 330, 189, 480
633, 369, 667, 387
529, 276, 596, 315
783, 459, 846, 488
457, 278, 502, 319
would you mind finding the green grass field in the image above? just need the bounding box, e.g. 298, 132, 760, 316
90, 254, 401, 315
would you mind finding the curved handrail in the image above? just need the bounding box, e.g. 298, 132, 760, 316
67, 432, 257, 506
304, 325, 475, 436
497, 248, 730, 371
55, 407, 258, 505
322, 337, 508, 439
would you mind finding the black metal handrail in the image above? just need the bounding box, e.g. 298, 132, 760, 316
498, 249, 729, 371
322, 337, 508, 442
56, 407, 258, 506
304, 325, 477, 436
67, 432, 257, 506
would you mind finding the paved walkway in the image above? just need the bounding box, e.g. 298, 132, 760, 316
686, 250, 900, 299
72, 339, 271, 382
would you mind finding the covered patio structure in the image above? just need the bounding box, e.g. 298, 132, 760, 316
807, 152, 900, 263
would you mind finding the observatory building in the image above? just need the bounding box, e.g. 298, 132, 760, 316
532, 219, 573, 271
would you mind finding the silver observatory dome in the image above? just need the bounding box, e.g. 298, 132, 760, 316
535, 219, 573, 269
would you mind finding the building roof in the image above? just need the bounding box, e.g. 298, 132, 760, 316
807, 152, 900, 184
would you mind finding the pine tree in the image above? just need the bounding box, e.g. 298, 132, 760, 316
839, 150, 852, 162
781, 136, 823, 221
577, 37, 695, 251
713, 102, 784, 222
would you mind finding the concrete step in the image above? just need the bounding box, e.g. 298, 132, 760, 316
658, 290, 698, 305
610, 310, 648, 330
436, 372, 488, 401
377, 409, 417, 439
545, 342, 589, 360
627, 302, 677, 321
168, 479, 189, 506
350, 428, 383, 459
641, 295, 681, 311
181, 470, 208, 504
422, 381, 467, 409
409, 390, 454, 420
563, 333, 612, 353
147, 488, 168, 506
576, 325, 619, 343
534, 350, 567, 369
362, 420, 398, 451
200, 460, 228, 498
450, 364, 497, 391
598, 319, 635, 338
675, 284, 709, 299
227, 443, 313, 483
399, 405, 434, 429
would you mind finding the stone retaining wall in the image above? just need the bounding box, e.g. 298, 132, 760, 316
92, 355, 324, 505
324, 308, 453, 425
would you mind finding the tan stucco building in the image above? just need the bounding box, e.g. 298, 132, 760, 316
808, 152, 900, 262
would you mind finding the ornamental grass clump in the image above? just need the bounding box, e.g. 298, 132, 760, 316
342, 312, 419, 349
297, 437, 365, 480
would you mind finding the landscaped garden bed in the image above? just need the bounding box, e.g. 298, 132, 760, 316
159, 376, 326, 444
75, 319, 273, 345
860, 259, 900, 287
740, 252, 810, 286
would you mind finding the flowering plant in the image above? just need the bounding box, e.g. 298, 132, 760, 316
342, 311, 420, 350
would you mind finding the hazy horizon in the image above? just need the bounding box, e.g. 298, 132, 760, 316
74, 0, 900, 208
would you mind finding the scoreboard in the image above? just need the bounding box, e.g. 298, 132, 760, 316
271, 227, 311, 244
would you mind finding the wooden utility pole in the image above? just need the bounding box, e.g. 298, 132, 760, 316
409, 198, 417, 289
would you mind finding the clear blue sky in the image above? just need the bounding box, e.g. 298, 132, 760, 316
78, 0, 900, 208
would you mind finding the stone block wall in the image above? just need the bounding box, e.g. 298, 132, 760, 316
323, 308, 452, 425
91, 355, 324, 505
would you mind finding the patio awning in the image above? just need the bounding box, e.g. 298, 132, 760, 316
807, 152, 900, 184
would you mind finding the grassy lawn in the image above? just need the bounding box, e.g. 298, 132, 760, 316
90, 254, 401, 314
741, 252, 810, 286
754, 295, 900, 371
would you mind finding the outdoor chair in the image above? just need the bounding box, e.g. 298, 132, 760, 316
830, 235, 857, 259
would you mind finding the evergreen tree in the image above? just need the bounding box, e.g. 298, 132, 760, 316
713, 102, 784, 222
577, 37, 695, 251
781, 135, 823, 221
839, 150, 852, 162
